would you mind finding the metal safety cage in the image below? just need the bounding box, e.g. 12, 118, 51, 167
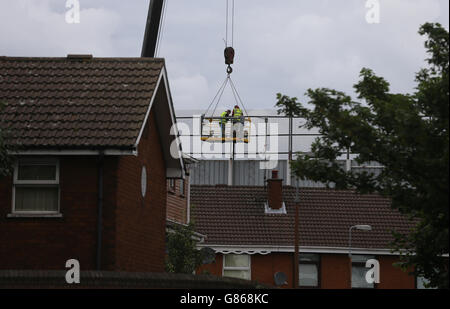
201, 116, 252, 143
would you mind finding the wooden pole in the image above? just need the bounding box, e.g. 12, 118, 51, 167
293, 204, 299, 288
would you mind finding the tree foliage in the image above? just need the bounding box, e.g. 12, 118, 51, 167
165, 222, 203, 274
276, 23, 449, 288
0, 102, 14, 178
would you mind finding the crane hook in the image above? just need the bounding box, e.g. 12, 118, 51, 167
224, 46, 235, 74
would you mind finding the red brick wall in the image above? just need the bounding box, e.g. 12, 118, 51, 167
196, 253, 416, 289
377, 255, 415, 289
0, 111, 168, 273
320, 254, 351, 289
114, 110, 167, 273
196, 253, 293, 288
0, 156, 118, 270
166, 177, 188, 224
251, 253, 293, 288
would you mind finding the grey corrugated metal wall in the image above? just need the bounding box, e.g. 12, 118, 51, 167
190, 160, 327, 187
233, 160, 288, 186
189, 160, 382, 187
191, 160, 229, 185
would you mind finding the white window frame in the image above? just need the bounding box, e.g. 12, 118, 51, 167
222, 254, 251, 280
12, 158, 61, 215
299, 254, 321, 288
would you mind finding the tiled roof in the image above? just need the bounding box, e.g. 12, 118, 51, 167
191, 186, 417, 250
0, 56, 164, 149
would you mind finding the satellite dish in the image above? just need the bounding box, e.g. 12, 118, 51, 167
200, 247, 216, 264
274, 272, 288, 286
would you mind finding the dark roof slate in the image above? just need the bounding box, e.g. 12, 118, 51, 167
191, 185, 417, 250
0, 56, 164, 149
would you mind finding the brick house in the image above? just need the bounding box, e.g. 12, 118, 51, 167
166, 154, 197, 226
191, 171, 424, 289
0, 55, 184, 272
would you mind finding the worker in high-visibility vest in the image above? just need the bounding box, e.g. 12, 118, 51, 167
220, 110, 231, 142
232, 105, 245, 139
232, 105, 243, 118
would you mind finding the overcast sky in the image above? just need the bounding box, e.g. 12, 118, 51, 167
0, 0, 448, 114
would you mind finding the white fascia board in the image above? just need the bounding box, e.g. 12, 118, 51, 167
161, 65, 185, 178
195, 244, 407, 256
134, 66, 185, 179
10, 149, 137, 156
134, 69, 164, 148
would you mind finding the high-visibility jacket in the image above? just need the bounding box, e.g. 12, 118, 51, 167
233, 108, 243, 118
220, 111, 229, 124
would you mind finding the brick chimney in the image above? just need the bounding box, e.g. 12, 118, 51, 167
267, 170, 283, 210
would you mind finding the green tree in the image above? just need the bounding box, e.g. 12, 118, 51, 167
276, 23, 449, 288
165, 222, 203, 274
0, 102, 14, 177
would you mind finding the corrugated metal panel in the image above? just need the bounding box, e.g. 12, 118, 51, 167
233, 160, 288, 186
191, 160, 228, 185
190, 159, 381, 188
191, 160, 290, 186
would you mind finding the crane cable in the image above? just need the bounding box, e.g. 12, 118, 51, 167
204, 76, 229, 118
204, 74, 249, 118
225, 0, 235, 48
203, 0, 249, 118
224, 0, 235, 74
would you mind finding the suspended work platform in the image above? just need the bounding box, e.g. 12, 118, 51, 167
201, 116, 252, 143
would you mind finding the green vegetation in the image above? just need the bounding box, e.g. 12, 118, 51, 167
0, 102, 14, 177
165, 222, 203, 274
276, 23, 449, 288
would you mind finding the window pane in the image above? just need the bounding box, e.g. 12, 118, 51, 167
352, 266, 374, 288
223, 270, 250, 280
15, 187, 58, 212
169, 179, 175, 189
299, 264, 318, 287
180, 179, 185, 194
224, 254, 249, 267
18, 165, 56, 181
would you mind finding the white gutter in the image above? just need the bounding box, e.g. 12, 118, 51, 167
196, 244, 407, 256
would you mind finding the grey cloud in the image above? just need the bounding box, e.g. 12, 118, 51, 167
0, 0, 448, 112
